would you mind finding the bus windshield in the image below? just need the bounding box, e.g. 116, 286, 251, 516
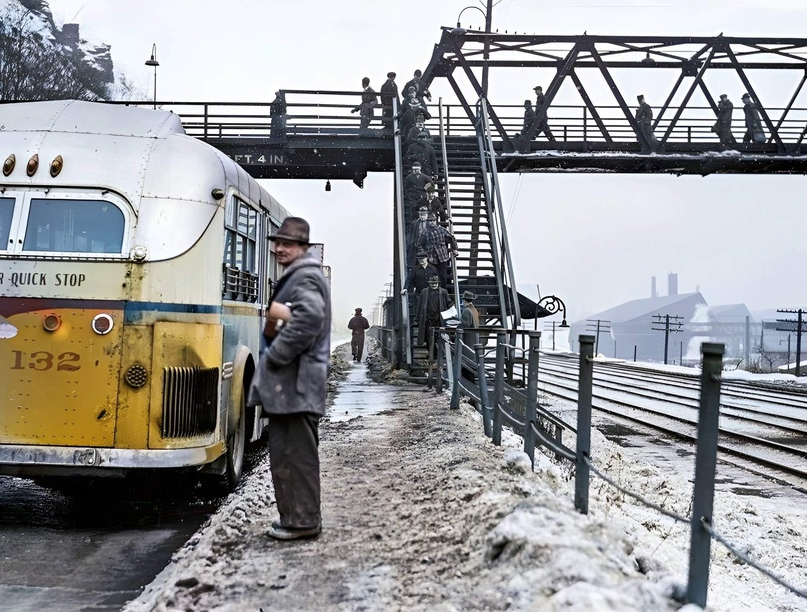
23, 198, 124, 254
0, 197, 13, 250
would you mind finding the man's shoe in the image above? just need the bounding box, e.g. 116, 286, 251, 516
268, 522, 321, 540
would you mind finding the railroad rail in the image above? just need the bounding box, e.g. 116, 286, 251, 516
536, 353, 807, 483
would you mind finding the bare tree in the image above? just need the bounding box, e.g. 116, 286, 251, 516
0, 2, 110, 101
109, 73, 148, 102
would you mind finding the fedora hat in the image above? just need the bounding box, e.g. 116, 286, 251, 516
462, 290, 476, 301
269, 217, 310, 245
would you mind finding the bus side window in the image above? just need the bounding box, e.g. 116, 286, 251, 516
222, 197, 259, 302
0, 197, 13, 250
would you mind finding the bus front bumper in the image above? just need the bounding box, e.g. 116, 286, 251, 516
0, 442, 226, 477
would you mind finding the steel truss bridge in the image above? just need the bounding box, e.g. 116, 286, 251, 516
131, 32, 807, 368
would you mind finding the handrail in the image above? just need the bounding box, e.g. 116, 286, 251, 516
480, 99, 521, 328
473, 100, 510, 330
438, 99, 463, 326
101, 98, 807, 147
392, 98, 411, 367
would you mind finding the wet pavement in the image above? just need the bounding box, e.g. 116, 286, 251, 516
327, 360, 417, 422
0, 470, 224, 611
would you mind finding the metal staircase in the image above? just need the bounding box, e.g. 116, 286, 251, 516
393, 98, 524, 371
438, 99, 521, 330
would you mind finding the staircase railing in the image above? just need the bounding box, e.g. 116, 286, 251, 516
392, 98, 411, 367
438, 99, 462, 318
470, 100, 510, 330
479, 99, 522, 329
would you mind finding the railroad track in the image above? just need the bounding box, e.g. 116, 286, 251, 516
533, 353, 807, 482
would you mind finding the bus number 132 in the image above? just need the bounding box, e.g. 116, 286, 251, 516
11, 351, 81, 371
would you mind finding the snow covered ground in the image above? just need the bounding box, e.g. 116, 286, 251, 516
122, 342, 807, 611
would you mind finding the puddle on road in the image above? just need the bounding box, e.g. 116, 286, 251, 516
326, 362, 420, 423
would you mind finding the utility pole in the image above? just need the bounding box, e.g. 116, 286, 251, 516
652, 314, 683, 365
585, 319, 611, 356
776, 308, 807, 376
543, 321, 557, 350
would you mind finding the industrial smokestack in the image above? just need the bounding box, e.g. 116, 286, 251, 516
651, 276, 657, 299
668, 272, 678, 296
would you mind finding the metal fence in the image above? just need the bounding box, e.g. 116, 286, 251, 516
436, 329, 806, 608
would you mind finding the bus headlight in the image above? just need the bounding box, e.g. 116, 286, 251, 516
91, 313, 114, 335
42, 313, 61, 332
125, 364, 149, 389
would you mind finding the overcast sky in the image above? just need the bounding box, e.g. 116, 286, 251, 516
46, 0, 807, 324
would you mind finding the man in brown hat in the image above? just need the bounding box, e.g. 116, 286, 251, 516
348, 308, 370, 362
459, 290, 481, 383
248, 216, 331, 540
380, 72, 399, 129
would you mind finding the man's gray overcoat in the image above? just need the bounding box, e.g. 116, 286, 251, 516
248, 252, 331, 417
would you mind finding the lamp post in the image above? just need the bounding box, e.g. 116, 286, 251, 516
534, 295, 570, 328
145, 44, 159, 109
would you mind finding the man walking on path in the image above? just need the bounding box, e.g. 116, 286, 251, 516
348, 308, 370, 362
248, 217, 331, 541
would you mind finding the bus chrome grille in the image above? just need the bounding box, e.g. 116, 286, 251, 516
161, 367, 219, 438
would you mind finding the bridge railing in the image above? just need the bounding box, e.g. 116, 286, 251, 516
112, 95, 807, 146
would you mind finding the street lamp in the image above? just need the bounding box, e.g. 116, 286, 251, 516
456, 5, 486, 28
145, 44, 159, 109
534, 295, 569, 328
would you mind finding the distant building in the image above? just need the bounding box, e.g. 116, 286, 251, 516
569, 292, 708, 363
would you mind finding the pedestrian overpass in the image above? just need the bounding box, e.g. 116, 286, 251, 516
125, 32, 807, 368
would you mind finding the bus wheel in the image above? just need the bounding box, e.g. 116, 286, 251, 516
222, 396, 246, 491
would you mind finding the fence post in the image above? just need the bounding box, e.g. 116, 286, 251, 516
450, 328, 464, 410
492, 332, 506, 446
687, 342, 725, 608
436, 331, 444, 394
523, 331, 541, 467
475, 344, 492, 437
575, 334, 595, 515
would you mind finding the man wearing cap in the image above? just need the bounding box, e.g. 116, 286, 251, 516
405, 69, 431, 102
741, 93, 765, 143
417, 275, 453, 350
351, 77, 378, 130
397, 86, 431, 138
407, 206, 431, 266
713, 94, 736, 146
459, 290, 481, 383
635, 94, 658, 153
248, 217, 331, 541
532, 86, 556, 141
416, 182, 447, 223
348, 308, 371, 362
380, 72, 399, 129
403, 250, 438, 296
403, 161, 430, 209
417, 213, 458, 289
404, 130, 438, 178
405, 113, 432, 147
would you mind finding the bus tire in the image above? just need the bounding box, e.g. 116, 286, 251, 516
221, 393, 246, 491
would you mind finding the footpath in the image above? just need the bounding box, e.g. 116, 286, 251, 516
124, 342, 684, 612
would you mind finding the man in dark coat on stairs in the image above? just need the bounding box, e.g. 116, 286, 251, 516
403, 250, 438, 295
417, 275, 453, 352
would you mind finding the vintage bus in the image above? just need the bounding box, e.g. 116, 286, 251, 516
0, 100, 290, 490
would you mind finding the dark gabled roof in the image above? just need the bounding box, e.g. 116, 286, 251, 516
573, 292, 707, 325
